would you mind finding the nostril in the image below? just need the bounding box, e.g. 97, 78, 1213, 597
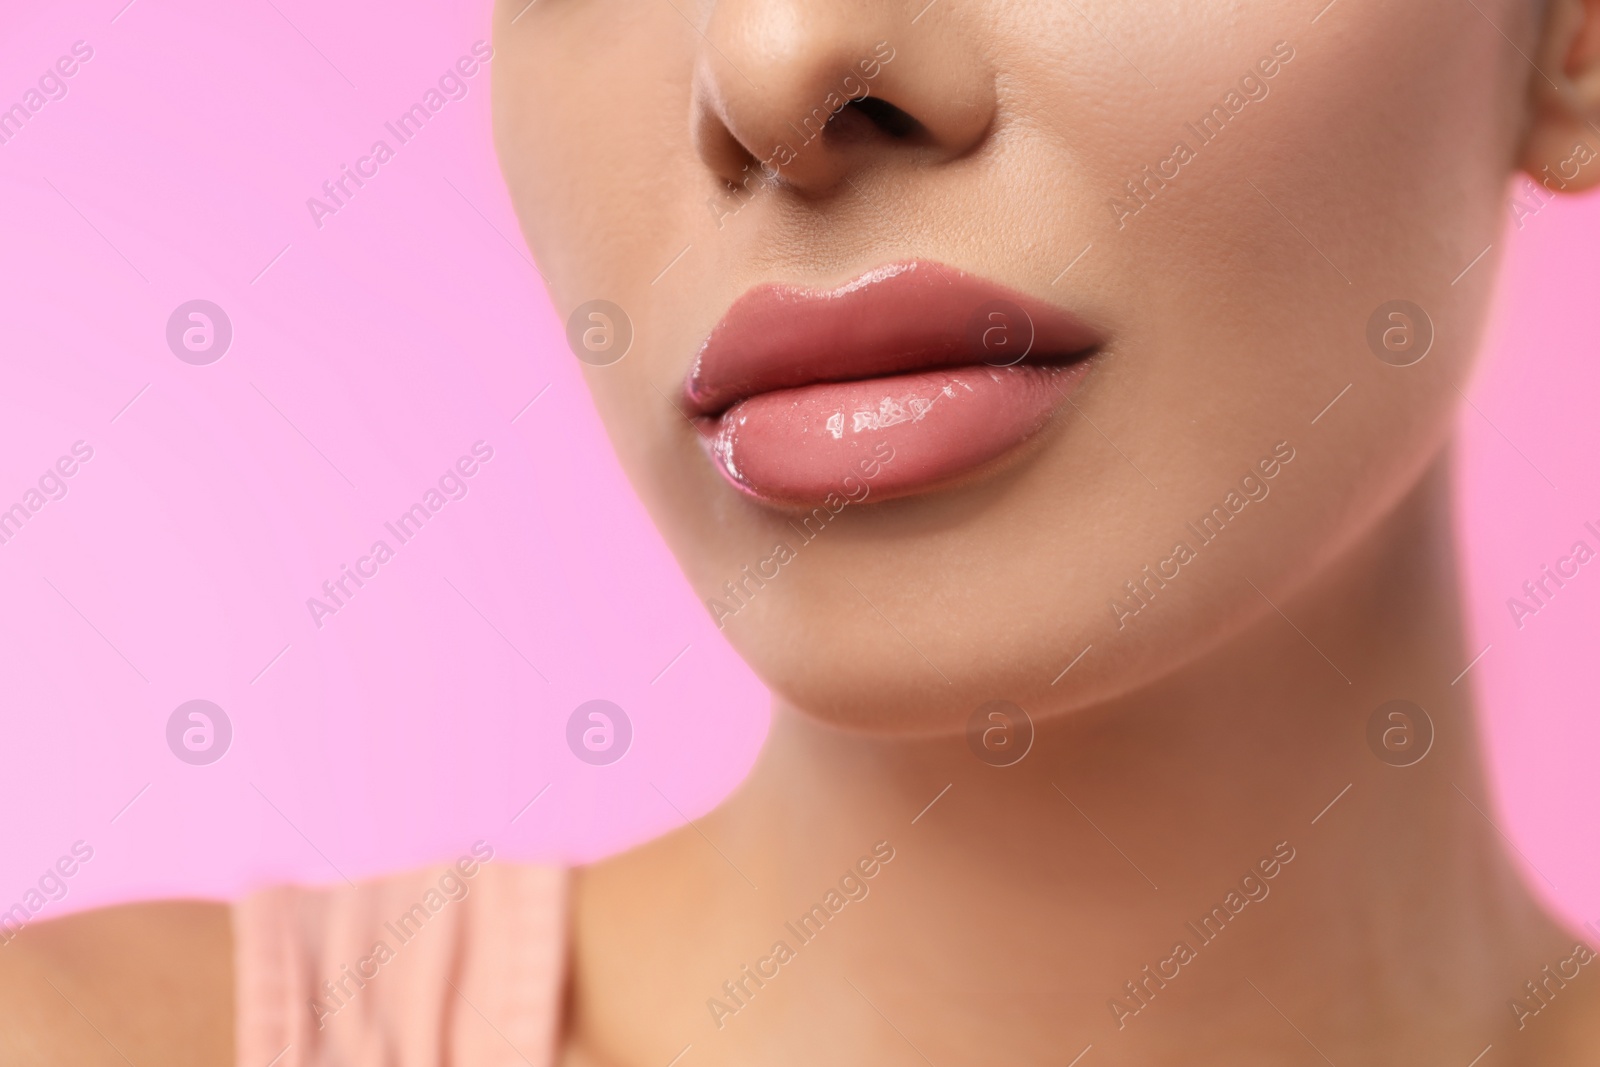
689, 6, 996, 195
844, 96, 925, 141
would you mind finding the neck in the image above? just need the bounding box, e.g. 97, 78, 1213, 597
574, 457, 1593, 1065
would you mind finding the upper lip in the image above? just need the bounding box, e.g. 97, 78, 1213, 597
682, 260, 1103, 417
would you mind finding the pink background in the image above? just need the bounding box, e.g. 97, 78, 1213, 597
0, 0, 1594, 935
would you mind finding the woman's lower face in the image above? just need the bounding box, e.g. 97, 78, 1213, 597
491, 0, 1542, 731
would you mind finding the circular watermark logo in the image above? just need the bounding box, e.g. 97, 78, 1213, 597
566, 300, 632, 367
1365, 300, 1432, 367
566, 699, 632, 765
966, 300, 1035, 368
166, 699, 232, 765
1365, 699, 1434, 767
166, 300, 233, 366
965, 699, 1034, 767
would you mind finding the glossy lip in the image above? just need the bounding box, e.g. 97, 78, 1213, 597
683, 260, 1104, 506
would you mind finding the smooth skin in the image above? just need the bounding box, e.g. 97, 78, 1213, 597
6, 0, 1600, 1063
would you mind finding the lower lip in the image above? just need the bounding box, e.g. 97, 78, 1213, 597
697, 360, 1090, 506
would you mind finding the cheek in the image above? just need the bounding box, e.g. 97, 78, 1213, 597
494, 0, 697, 311
1082, 0, 1518, 474
496, 0, 713, 511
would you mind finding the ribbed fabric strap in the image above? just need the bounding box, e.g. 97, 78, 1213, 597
233, 863, 567, 1067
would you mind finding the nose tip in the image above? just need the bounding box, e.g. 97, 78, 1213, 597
691, 2, 995, 197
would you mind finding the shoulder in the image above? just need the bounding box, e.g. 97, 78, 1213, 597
0, 900, 233, 1067
567, 825, 753, 1059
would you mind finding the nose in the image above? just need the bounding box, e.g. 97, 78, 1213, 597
691, 0, 996, 197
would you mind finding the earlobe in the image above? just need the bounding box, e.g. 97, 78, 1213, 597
1520, 0, 1600, 191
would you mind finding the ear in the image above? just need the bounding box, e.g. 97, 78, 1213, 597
1520, 0, 1600, 192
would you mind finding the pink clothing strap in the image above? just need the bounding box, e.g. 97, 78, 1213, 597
232, 861, 568, 1067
